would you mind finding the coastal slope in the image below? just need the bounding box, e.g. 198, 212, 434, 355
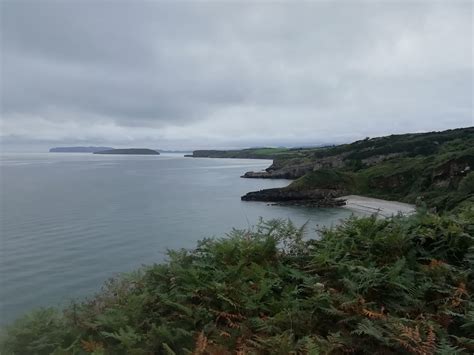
238, 127, 474, 211
185, 147, 320, 160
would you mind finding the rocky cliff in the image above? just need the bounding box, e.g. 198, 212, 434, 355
241, 188, 346, 207
240, 127, 474, 210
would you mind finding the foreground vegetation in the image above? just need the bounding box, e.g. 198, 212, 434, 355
2, 207, 473, 354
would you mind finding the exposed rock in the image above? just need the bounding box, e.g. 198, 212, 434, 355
361, 153, 402, 166
241, 167, 311, 179
311, 154, 347, 170
241, 188, 345, 207
242, 152, 406, 181
432, 158, 473, 187
242, 153, 355, 181
241, 171, 274, 178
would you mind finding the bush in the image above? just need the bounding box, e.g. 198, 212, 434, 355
289, 170, 354, 191
1, 210, 473, 354
459, 172, 474, 195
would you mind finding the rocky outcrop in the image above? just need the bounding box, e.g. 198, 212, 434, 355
432, 157, 473, 188
311, 154, 347, 170
241, 188, 346, 207
241, 171, 274, 178
242, 150, 411, 181
242, 154, 350, 180
241, 166, 312, 179
361, 153, 402, 166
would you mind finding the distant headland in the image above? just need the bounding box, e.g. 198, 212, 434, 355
49, 146, 114, 153
93, 148, 160, 155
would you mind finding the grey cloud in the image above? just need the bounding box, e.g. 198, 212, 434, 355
1, 0, 472, 150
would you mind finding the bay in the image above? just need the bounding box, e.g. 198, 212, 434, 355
0, 153, 353, 324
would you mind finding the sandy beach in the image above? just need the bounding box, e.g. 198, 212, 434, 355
339, 195, 416, 217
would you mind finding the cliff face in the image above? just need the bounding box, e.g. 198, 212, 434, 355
431, 156, 473, 188
240, 127, 474, 210
243, 155, 347, 179
242, 165, 313, 179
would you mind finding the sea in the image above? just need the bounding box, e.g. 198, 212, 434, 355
0, 153, 354, 324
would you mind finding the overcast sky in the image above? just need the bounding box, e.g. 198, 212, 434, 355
1, 0, 472, 151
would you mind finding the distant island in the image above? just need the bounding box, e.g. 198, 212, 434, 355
49, 146, 114, 153
93, 148, 160, 155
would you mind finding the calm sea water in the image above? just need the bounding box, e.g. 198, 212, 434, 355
0, 153, 353, 324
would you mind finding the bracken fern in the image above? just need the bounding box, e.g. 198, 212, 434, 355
1, 208, 473, 354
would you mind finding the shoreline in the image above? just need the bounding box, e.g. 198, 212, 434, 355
339, 195, 416, 217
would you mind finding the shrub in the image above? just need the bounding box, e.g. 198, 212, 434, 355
1, 210, 473, 354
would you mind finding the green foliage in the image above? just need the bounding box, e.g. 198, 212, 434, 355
288, 170, 354, 191
190, 128, 474, 211
284, 132, 474, 211
193, 128, 473, 164
458, 172, 474, 195
2, 209, 474, 354
188, 147, 299, 160
0, 308, 75, 355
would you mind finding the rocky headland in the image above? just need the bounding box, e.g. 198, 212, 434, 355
241, 188, 346, 207
238, 127, 474, 211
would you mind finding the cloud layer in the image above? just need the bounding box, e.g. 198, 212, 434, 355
1, 1, 472, 150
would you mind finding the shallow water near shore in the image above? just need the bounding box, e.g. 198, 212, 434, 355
0, 153, 354, 324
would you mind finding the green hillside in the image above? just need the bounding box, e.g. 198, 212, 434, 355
243, 127, 474, 211
186, 147, 300, 159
